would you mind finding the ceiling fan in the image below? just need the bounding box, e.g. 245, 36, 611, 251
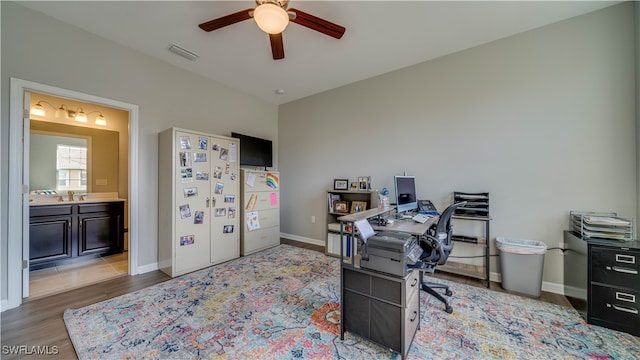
198, 0, 346, 60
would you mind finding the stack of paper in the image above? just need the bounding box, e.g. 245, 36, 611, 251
570, 212, 634, 241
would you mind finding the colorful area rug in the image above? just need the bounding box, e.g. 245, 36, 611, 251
64, 245, 639, 359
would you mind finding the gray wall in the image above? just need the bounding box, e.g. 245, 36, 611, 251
279, 2, 637, 289
1, 2, 278, 302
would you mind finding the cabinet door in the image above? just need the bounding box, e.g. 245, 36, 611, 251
78, 212, 121, 256
209, 134, 240, 264
29, 214, 73, 265
77, 202, 124, 256
174, 131, 212, 273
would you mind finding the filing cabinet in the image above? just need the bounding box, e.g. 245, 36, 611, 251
240, 170, 280, 255
565, 231, 639, 336
588, 242, 639, 336
343, 267, 420, 358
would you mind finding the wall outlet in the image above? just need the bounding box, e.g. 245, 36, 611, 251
96, 178, 108, 186
311, 216, 316, 224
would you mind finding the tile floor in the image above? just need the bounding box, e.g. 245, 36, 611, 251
28, 252, 128, 300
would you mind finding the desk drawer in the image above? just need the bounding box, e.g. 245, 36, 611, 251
589, 283, 639, 335
406, 270, 420, 301
403, 288, 420, 356
591, 247, 639, 286
344, 269, 416, 307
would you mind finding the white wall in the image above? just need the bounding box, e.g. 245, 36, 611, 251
279, 3, 637, 288
1, 2, 278, 302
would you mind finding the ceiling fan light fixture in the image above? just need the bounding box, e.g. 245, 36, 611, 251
253, 3, 289, 34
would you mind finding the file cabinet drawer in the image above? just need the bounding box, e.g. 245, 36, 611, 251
590, 246, 639, 286
403, 288, 420, 355
405, 269, 420, 302
243, 172, 279, 192
252, 209, 279, 229
589, 283, 639, 335
344, 269, 418, 307
244, 191, 279, 211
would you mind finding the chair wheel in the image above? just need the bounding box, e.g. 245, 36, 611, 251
445, 306, 453, 314
445, 289, 452, 296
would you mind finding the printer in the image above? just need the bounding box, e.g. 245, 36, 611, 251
354, 218, 423, 278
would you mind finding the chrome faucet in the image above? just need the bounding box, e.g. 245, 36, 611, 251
68, 191, 75, 201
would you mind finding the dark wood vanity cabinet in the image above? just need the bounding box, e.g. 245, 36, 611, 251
30, 201, 124, 269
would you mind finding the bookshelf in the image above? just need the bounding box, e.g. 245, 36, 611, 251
325, 190, 373, 257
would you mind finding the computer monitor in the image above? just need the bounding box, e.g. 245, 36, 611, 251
394, 175, 418, 215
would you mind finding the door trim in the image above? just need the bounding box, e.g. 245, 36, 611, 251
7, 78, 140, 310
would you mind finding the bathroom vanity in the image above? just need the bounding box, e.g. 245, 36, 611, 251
29, 194, 125, 270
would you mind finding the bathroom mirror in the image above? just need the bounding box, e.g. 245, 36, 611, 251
30, 120, 119, 193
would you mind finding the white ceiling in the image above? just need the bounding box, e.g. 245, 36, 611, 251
19, 1, 618, 105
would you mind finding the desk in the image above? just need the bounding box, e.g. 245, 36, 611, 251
372, 217, 437, 236
337, 207, 432, 359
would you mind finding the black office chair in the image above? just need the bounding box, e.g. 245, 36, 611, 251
410, 201, 467, 314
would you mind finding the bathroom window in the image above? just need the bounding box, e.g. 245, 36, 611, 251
56, 145, 87, 191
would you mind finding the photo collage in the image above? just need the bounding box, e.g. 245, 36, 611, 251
178, 134, 238, 246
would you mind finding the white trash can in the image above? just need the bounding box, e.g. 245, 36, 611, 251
496, 237, 547, 297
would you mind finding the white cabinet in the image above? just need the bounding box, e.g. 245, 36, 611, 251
240, 169, 280, 255
158, 128, 240, 277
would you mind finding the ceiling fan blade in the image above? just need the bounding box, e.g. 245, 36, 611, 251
198, 9, 253, 32
289, 8, 345, 39
269, 33, 285, 60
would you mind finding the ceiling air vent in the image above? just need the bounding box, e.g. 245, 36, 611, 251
168, 43, 199, 61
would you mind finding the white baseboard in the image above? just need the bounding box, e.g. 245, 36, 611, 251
490, 272, 565, 295
1, 299, 9, 312
280, 233, 324, 247
137, 262, 159, 274
541, 281, 565, 295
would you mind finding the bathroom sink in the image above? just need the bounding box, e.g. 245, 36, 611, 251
29, 192, 125, 206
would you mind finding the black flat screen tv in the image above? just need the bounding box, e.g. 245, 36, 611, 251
231, 132, 273, 168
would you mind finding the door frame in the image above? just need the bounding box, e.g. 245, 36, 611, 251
7, 78, 140, 310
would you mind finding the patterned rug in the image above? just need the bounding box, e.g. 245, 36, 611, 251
64, 245, 639, 359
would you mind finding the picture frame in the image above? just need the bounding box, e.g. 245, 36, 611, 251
334, 200, 349, 213
358, 176, 371, 191
350, 201, 367, 213
333, 179, 348, 190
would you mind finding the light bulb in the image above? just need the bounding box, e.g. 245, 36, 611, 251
95, 114, 107, 126
253, 3, 289, 34
75, 108, 88, 123
30, 103, 45, 117
55, 105, 68, 119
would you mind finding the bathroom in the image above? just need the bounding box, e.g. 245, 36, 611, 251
27, 91, 130, 299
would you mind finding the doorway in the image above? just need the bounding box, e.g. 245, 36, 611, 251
27, 91, 130, 299
7, 78, 140, 309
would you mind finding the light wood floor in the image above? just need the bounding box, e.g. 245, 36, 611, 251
0, 239, 580, 359
29, 252, 129, 300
